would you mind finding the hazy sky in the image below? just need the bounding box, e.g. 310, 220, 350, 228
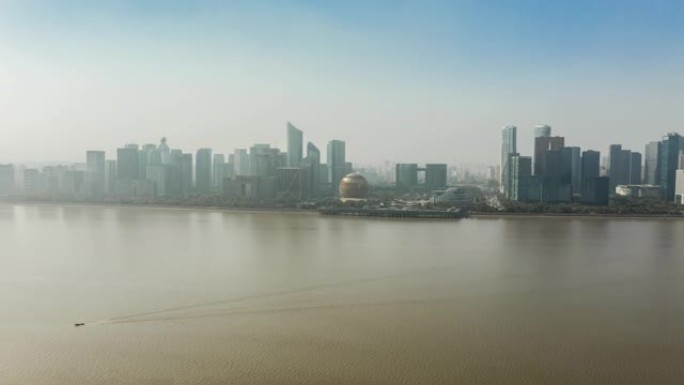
1, 0, 683, 165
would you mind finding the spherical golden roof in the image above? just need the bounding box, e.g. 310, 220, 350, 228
339, 173, 369, 199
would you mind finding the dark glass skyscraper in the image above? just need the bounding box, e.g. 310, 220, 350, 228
658, 133, 684, 201
534, 136, 564, 176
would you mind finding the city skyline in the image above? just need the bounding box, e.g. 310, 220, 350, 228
2, 1, 684, 164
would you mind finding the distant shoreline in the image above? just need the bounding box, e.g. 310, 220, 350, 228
470, 212, 684, 219
0, 199, 317, 216
2, 199, 683, 220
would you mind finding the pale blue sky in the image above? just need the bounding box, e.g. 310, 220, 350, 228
1, 0, 683, 164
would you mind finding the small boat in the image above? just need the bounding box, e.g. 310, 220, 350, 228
74, 323, 85, 327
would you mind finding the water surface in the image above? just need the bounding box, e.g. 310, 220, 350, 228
1, 203, 683, 384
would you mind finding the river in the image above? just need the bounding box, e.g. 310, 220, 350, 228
1, 203, 683, 384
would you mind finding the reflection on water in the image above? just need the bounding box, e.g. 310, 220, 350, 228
1, 204, 684, 385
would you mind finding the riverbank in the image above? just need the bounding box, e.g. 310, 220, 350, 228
471, 211, 684, 219
0, 199, 318, 216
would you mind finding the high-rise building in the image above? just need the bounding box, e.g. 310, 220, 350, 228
534, 124, 551, 138
327, 140, 346, 192
630, 152, 642, 185
560, 147, 581, 195
117, 146, 140, 182
146, 166, 166, 197
658, 133, 684, 202
608, 144, 624, 192
86, 151, 106, 197
287, 122, 303, 167
305, 142, 321, 198
0, 164, 15, 195
212, 154, 226, 188
105, 160, 117, 194
395, 164, 418, 188
425, 164, 448, 190
195, 148, 212, 192
581, 150, 601, 187
675, 170, 684, 204
234, 149, 250, 176
581, 177, 610, 205
510, 155, 532, 201
534, 136, 564, 175
500, 125, 517, 196
158, 138, 171, 165
180, 153, 193, 194
644, 141, 660, 185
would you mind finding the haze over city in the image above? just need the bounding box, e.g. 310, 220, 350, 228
2, 0, 683, 165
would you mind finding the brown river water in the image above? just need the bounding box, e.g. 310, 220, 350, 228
1, 203, 683, 384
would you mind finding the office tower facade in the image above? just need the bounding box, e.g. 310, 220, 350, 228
306, 142, 321, 198
0, 164, 15, 195
158, 138, 171, 165
195, 148, 212, 192
212, 154, 226, 188
233, 149, 250, 176
581, 150, 601, 186
629, 152, 642, 185
395, 164, 419, 188
608, 144, 624, 192
146, 166, 166, 197
560, 147, 581, 195
105, 160, 117, 194
581, 177, 610, 205
534, 124, 551, 138
425, 164, 448, 189
510, 155, 532, 201
327, 140, 346, 192
644, 141, 659, 185
117, 147, 140, 182
676, 170, 684, 204
287, 122, 303, 167
534, 136, 565, 175
500, 125, 517, 196
180, 153, 193, 194
86, 151, 106, 197
659, 133, 684, 201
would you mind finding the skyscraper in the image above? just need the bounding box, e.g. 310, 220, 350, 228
534, 136, 564, 176
395, 164, 419, 188
195, 148, 212, 192
630, 152, 642, 185
560, 147, 581, 195
212, 154, 226, 188
287, 122, 303, 167
534, 124, 551, 138
86, 151, 106, 197
644, 141, 660, 185
425, 164, 448, 189
117, 146, 140, 182
658, 133, 684, 201
327, 140, 346, 192
608, 144, 624, 192
180, 153, 193, 194
500, 125, 517, 196
581, 150, 601, 185
305, 142, 321, 198
233, 149, 249, 176
510, 155, 532, 201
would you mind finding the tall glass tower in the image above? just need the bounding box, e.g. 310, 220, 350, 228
287, 122, 303, 167
500, 125, 517, 196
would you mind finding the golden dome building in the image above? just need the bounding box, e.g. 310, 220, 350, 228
339, 173, 369, 201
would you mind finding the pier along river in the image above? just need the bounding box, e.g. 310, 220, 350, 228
1, 203, 683, 384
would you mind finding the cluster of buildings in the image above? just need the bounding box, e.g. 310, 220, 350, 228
0, 122, 354, 201
500, 125, 684, 205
